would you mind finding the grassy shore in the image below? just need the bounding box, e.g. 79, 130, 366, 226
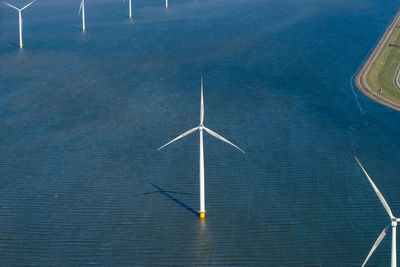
356, 12, 400, 111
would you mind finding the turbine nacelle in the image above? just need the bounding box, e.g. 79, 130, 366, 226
157, 78, 244, 154
2, 0, 36, 12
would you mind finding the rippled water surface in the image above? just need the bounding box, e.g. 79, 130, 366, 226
1, 0, 400, 265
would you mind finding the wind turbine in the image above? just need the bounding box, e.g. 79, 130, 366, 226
122, 0, 132, 19
157, 77, 245, 219
1, 0, 36, 49
165, 0, 168, 8
129, 0, 132, 19
355, 156, 400, 267
78, 0, 85, 31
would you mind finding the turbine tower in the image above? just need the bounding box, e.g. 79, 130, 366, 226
123, 0, 132, 19
355, 156, 400, 267
129, 0, 132, 19
78, 0, 85, 31
2, 0, 36, 49
165, 0, 168, 8
157, 77, 245, 219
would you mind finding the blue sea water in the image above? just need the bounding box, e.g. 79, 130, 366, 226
1, 0, 400, 265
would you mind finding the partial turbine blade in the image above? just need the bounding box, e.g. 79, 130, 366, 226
200, 77, 204, 124
157, 127, 199, 151
355, 156, 394, 219
362, 225, 389, 267
203, 126, 245, 153
1, 2, 20, 10
21, 0, 35, 10
78, 0, 83, 15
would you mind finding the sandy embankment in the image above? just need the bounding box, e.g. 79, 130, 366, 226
355, 11, 400, 112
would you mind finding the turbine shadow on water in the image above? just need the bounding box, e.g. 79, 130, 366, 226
147, 183, 200, 217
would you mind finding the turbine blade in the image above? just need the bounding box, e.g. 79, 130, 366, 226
355, 156, 394, 219
361, 225, 389, 267
21, 0, 35, 10
200, 77, 204, 124
157, 127, 199, 151
2, 2, 20, 10
203, 126, 245, 153
78, 1, 82, 15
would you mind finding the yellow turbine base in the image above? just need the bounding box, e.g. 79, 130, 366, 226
199, 211, 206, 219
20, 44, 23, 49
129, 15, 132, 19
83, 28, 85, 32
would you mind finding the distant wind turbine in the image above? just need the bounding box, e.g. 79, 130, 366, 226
1, 0, 36, 49
78, 0, 85, 31
129, 0, 132, 19
122, 0, 132, 19
165, 0, 168, 8
355, 156, 399, 267
157, 77, 245, 219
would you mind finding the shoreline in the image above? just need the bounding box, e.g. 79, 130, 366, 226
355, 11, 400, 112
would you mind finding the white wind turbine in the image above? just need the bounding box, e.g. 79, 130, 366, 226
122, 0, 132, 19
2, 0, 36, 49
128, 0, 132, 19
165, 0, 168, 8
157, 77, 245, 219
355, 156, 400, 267
78, 0, 85, 31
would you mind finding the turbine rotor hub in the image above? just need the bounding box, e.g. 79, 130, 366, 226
199, 125, 203, 131
392, 218, 398, 227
